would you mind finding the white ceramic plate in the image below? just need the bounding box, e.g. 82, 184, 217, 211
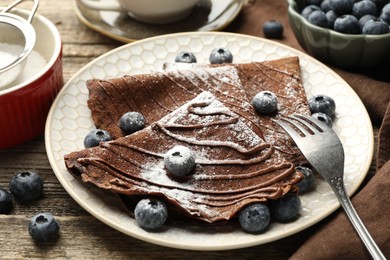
45, 32, 373, 251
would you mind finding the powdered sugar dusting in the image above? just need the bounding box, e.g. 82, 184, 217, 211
136, 91, 266, 217
140, 160, 215, 216
140, 160, 194, 189
160, 91, 262, 150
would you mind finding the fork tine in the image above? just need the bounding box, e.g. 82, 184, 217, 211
277, 116, 313, 137
276, 119, 303, 140
290, 114, 323, 135
294, 114, 330, 131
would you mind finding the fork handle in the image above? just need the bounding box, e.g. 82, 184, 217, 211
329, 177, 386, 260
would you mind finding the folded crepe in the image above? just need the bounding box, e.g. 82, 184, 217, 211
65, 57, 312, 223
65, 91, 303, 222
86, 56, 309, 164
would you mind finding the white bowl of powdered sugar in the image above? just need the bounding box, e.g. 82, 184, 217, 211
0, 7, 63, 148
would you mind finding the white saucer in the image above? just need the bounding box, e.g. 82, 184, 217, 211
74, 0, 244, 42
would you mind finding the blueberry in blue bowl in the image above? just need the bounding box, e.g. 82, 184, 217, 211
287, 0, 390, 70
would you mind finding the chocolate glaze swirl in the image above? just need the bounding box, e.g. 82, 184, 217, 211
66, 91, 302, 222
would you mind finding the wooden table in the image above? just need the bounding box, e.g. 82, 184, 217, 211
0, 0, 378, 258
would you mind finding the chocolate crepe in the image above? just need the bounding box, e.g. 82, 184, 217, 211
87, 57, 309, 164
65, 91, 302, 222
65, 56, 313, 223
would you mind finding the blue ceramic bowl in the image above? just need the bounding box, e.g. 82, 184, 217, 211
287, 0, 390, 70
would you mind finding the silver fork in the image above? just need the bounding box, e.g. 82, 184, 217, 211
277, 114, 385, 260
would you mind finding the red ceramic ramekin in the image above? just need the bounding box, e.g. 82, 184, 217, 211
0, 8, 63, 148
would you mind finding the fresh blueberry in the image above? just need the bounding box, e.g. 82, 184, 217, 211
312, 112, 333, 127
252, 91, 278, 114
263, 20, 284, 39
295, 166, 316, 193
362, 18, 390, 34
301, 5, 321, 19
379, 3, 390, 24
84, 129, 112, 148
164, 145, 196, 177
119, 111, 145, 135
175, 51, 197, 63
359, 14, 377, 30
0, 188, 13, 214
134, 198, 168, 230
307, 0, 323, 6
308, 10, 328, 27
331, 0, 354, 15
326, 10, 338, 29
320, 0, 333, 13
29, 212, 59, 242
270, 193, 301, 222
352, 0, 377, 19
209, 47, 233, 64
308, 94, 336, 119
372, 0, 389, 9
334, 14, 360, 34
9, 171, 43, 201
238, 203, 270, 233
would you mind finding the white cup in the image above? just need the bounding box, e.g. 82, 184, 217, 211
79, 0, 199, 24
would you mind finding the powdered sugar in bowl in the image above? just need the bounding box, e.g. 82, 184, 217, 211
0, 7, 63, 148
0, 0, 38, 88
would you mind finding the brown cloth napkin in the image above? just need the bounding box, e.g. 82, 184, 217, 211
226, 0, 390, 258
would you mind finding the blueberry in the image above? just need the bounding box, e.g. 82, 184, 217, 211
379, 3, 390, 24
270, 193, 301, 222
0, 188, 13, 214
372, 0, 389, 9
312, 112, 333, 127
308, 94, 336, 119
362, 18, 390, 34
134, 198, 168, 230
334, 14, 360, 34
84, 129, 112, 148
301, 5, 321, 19
238, 203, 270, 233
175, 51, 197, 63
262, 20, 284, 39
28, 212, 59, 242
295, 166, 316, 193
352, 0, 378, 19
326, 10, 339, 29
119, 111, 145, 135
307, 0, 323, 6
359, 14, 377, 30
164, 145, 196, 177
331, 0, 354, 15
209, 47, 233, 64
308, 10, 328, 27
9, 171, 43, 201
252, 91, 278, 114
320, 0, 332, 13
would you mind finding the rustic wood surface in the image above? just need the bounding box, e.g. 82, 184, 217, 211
0, 0, 378, 259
